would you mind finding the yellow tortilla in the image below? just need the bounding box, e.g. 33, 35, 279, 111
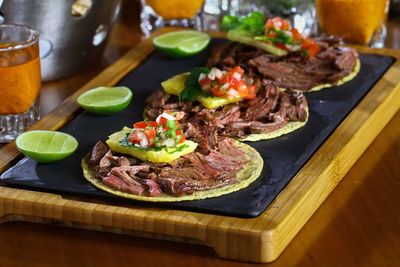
241, 106, 309, 142
307, 59, 361, 92
81, 140, 263, 202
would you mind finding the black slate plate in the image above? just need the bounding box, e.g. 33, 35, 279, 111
1, 39, 394, 218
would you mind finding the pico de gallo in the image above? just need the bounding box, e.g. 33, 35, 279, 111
256, 17, 320, 57
198, 66, 256, 100
127, 111, 186, 149
221, 12, 320, 57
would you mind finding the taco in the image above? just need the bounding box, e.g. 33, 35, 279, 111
216, 13, 360, 92
208, 40, 360, 93
81, 112, 263, 202
144, 66, 308, 144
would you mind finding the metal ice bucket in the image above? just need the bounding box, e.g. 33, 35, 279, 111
0, 0, 121, 81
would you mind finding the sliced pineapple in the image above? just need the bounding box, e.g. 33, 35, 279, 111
197, 95, 241, 109
106, 127, 197, 163
161, 72, 189, 95
161, 73, 242, 109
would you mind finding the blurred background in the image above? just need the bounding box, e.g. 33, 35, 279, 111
1, 0, 399, 115
1, 0, 399, 82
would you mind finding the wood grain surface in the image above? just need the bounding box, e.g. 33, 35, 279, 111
0, 1, 399, 266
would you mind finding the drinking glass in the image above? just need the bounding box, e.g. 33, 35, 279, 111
140, 0, 205, 37
316, 0, 390, 47
0, 24, 41, 142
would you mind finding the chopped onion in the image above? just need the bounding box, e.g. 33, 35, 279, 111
175, 111, 185, 120
227, 88, 239, 99
233, 72, 241, 81
137, 132, 149, 148
162, 138, 176, 147
221, 83, 230, 90
198, 73, 206, 81
156, 112, 175, 123
215, 68, 223, 79
274, 21, 282, 29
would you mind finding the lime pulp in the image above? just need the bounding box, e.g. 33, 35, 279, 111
16, 130, 79, 163
77, 86, 133, 115
153, 30, 210, 58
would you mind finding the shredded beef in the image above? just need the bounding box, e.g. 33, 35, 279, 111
144, 83, 308, 142
156, 138, 247, 196
184, 122, 219, 154
208, 40, 359, 91
89, 141, 109, 165
87, 138, 249, 197
107, 165, 149, 195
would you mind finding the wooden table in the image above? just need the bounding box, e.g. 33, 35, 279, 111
1, 2, 399, 266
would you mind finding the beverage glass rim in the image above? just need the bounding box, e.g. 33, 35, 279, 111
0, 24, 39, 52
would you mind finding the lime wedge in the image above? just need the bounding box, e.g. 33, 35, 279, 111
153, 30, 210, 58
77, 86, 133, 115
16, 130, 79, 163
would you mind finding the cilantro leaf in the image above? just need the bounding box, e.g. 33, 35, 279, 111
240, 12, 265, 36
179, 67, 210, 102
221, 11, 265, 36
221, 16, 241, 31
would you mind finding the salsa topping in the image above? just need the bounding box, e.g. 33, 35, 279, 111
221, 12, 320, 57
258, 17, 320, 57
128, 111, 186, 149
179, 66, 257, 102
198, 66, 256, 100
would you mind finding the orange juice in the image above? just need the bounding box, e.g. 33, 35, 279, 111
316, 0, 389, 45
146, 0, 204, 19
0, 42, 41, 115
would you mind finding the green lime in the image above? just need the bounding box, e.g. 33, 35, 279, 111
77, 86, 133, 115
153, 30, 210, 58
16, 130, 79, 163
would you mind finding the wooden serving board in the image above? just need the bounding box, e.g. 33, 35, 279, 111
0, 30, 399, 263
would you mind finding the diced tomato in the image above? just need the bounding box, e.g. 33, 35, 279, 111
235, 80, 247, 96
301, 38, 320, 57
226, 66, 244, 86
212, 85, 225, 97
265, 17, 291, 32
275, 42, 287, 50
129, 131, 141, 144
199, 77, 211, 91
148, 121, 158, 127
176, 129, 185, 143
291, 28, 303, 42
216, 72, 227, 85
232, 66, 244, 75
157, 116, 168, 125
227, 76, 239, 87
133, 121, 147, 129
144, 128, 156, 146
244, 85, 256, 100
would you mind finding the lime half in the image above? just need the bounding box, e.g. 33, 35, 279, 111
16, 130, 79, 163
77, 86, 133, 115
153, 30, 210, 58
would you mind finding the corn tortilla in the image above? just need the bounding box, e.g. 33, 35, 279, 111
81, 140, 263, 202
241, 107, 309, 142
307, 59, 361, 92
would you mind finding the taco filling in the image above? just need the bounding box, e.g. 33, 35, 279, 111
208, 35, 360, 92
82, 113, 263, 201
145, 68, 308, 144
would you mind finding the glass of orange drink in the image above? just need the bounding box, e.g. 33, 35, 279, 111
316, 0, 389, 47
0, 24, 41, 142
140, 0, 205, 36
